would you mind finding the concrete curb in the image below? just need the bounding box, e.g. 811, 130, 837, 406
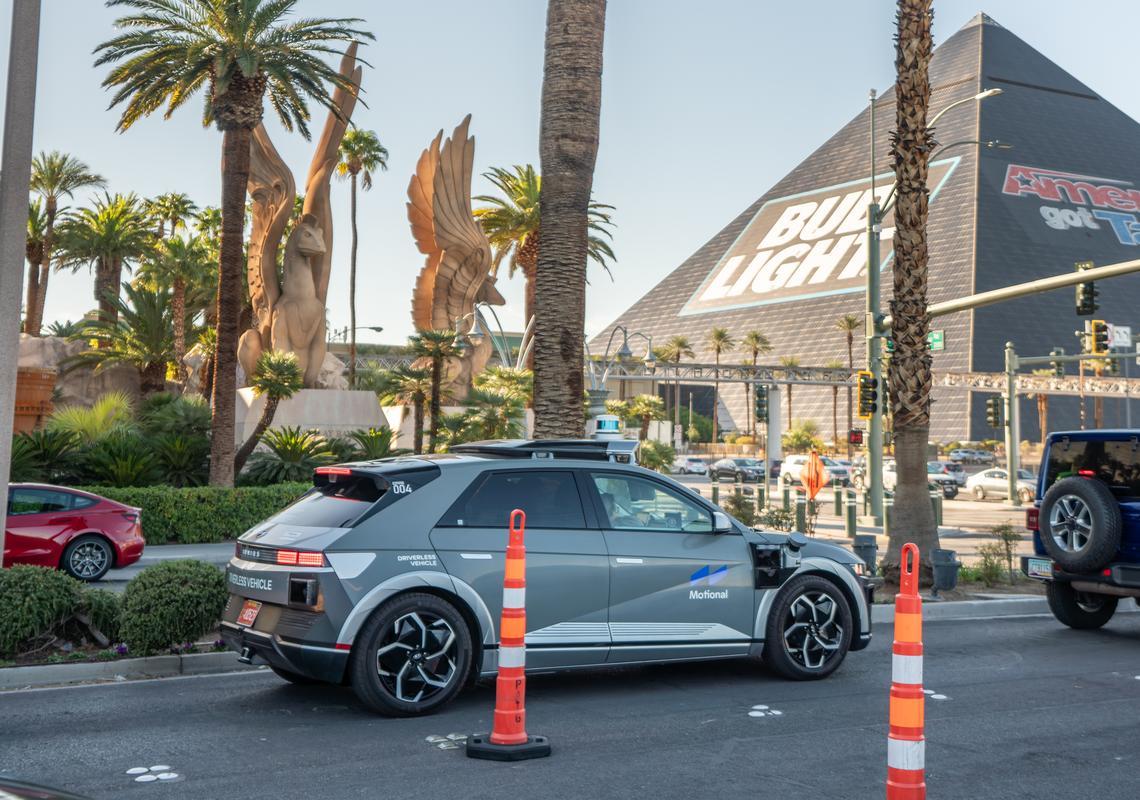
0, 651, 258, 691
870, 595, 1139, 623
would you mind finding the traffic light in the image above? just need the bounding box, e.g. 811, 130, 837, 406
856, 370, 878, 419
1075, 261, 1098, 316
754, 385, 769, 424
1108, 353, 1121, 375
1050, 347, 1065, 377
1090, 319, 1110, 355
985, 396, 1003, 428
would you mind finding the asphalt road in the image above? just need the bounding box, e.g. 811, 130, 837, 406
3, 614, 1139, 799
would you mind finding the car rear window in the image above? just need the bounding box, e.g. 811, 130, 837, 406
1046, 438, 1140, 498
270, 476, 385, 528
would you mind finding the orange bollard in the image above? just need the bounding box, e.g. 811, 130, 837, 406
887, 543, 925, 799
467, 509, 551, 761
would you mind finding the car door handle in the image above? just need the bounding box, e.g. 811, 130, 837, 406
615, 557, 643, 564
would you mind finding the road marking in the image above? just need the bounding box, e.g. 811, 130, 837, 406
127, 765, 182, 784
749, 703, 783, 718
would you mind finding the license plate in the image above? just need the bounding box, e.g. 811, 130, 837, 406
237, 599, 262, 627
1026, 558, 1053, 579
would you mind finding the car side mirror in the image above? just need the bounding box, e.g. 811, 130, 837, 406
713, 511, 733, 533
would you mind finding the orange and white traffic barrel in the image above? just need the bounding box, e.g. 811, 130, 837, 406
467, 509, 551, 761
887, 542, 925, 799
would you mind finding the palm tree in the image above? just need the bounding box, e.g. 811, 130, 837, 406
1030, 369, 1052, 446
473, 365, 533, 405
657, 335, 695, 432
234, 350, 304, 475
463, 387, 526, 441
55, 192, 152, 325
779, 355, 800, 426
96, 0, 372, 488
474, 164, 615, 333
137, 236, 214, 382
826, 359, 845, 452
885, 0, 939, 571
411, 330, 459, 453
335, 128, 389, 388
532, 0, 607, 438
24, 200, 47, 330
836, 314, 861, 458
627, 394, 666, 441
26, 151, 106, 335
376, 365, 432, 454
146, 192, 198, 239
707, 327, 735, 440
67, 282, 174, 396
741, 330, 772, 436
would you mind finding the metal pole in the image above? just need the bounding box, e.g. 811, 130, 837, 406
1004, 342, 1021, 507
1126, 348, 1132, 428
0, 0, 42, 567
865, 89, 885, 526
1079, 353, 1086, 430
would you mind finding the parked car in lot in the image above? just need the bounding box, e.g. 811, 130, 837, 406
933, 460, 967, 486
3, 484, 145, 581
881, 461, 958, 499
949, 448, 995, 465
966, 468, 1035, 503
1023, 429, 1140, 629
712, 457, 765, 482
782, 454, 850, 486
222, 439, 874, 716
672, 456, 709, 475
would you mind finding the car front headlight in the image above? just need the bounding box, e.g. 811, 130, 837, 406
850, 561, 868, 577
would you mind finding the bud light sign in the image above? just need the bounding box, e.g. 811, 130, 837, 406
680, 159, 960, 315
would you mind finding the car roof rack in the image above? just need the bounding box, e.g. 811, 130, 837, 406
451, 439, 640, 464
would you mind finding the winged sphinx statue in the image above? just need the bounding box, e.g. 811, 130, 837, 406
238, 43, 363, 389
407, 115, 505, 400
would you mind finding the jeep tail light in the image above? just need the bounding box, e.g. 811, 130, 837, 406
1026, 507, 1039, 531
1078, 469, 1095, 477
276, 549, 326, 567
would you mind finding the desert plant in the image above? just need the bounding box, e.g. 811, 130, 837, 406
234, 350, 304, 475
463, 388, 526, 441
721, 493, 758, 526
120, 560, 227, 655
756, 506, 796, 532
0, 565, 83, 657
153, 433, 210, 487
80, 430, 161, 487
325, 436, 359, 463
349, 427, 409, 460
139, 393, 211, 439
638, 440, 676, 474
12, 428, 81, 483
47, 391, 134, 444
242, 427, 334, 485
992, 523, 1023, 584
782, 420, 824, 453
45, 319, 83, 338
976, 543, 1006, 587
473, 366, 534, 404
9, 435, 43, 482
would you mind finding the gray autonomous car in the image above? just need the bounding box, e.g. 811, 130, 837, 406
221, 439, 874, 716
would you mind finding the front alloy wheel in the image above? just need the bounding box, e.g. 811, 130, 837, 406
764, 574, 852, 680
350, 593, 472, 716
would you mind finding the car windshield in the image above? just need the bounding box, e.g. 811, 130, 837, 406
926, 463, 943, 473
734, 459, 760, 466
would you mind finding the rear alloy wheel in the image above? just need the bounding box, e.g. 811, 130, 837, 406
1046, 582, 1118, 630
350, 593, 472, 716
973, 485, 986, 501
61, 535, 112, 581
1018, 487, 1033, 504
764, 574, 852, 680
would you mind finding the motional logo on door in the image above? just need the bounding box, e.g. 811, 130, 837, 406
679, 158, 960, 316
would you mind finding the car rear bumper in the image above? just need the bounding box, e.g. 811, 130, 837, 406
219, 594, 350, 684
114, 536, 145, 567
1021, 556, 1140, 595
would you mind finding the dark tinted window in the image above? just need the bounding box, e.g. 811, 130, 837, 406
1046, 438, 1140, 498
441, 471, 585, 529
7, 488, 76, 515
269, 477, 385, 528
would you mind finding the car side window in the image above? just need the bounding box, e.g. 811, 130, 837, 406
7, 488, 72, 515
590, 473, 711, 533
439, 470, 586, 529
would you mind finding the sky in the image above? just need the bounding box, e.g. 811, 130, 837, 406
3, 0, 1140, 345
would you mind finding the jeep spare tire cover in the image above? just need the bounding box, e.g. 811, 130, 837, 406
1039, 476, 1121, 572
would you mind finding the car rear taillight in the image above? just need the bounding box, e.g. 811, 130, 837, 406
1026, 507, 1039, 531
121, 511, 139, 523
276, 549, 326, 567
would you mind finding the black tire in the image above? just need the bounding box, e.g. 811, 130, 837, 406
1017, 487, 1033, 505
972, 485, 985, 500
1039, 477, 1121, 572
852, 474, 865, 490
1046, 582, 1118, 630
350, 592, 472, 717
763, 574, 853, 680
270, 666, 321, 685
61, 535, 113, 581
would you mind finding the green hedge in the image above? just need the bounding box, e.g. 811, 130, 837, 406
74, 483, 310, 545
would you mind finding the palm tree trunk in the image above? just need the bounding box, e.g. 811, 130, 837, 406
428, 355, 442, 453
846, 333, 854, 459
712, 352, 720, 441
26, 200, 58, 336
23, 261, 39, 334
786, 384, 793, 427
832, 386, 839, 452
172, 276, 187, 383
640, 413, 649, 441
349, 173, 359, 388
884, 0, 938, 578
233, 395, 280, 475
140, 361, 166, 397
413, 397, 425, 454
1037, 394, 1048, 445
94, 258, 115, 326
209, 126, 254, 488
532, 0, 606, 439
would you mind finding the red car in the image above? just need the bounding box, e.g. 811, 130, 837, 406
3, 484, 145, 581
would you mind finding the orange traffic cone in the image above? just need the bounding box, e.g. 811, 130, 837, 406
887, 542, 925, 799
467, 509, 551, 761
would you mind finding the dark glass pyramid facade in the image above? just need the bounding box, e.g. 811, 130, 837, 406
594, 13, 1140, 441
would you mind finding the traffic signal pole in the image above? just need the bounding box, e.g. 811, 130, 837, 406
865, 90, 885, 526
1004, 342, 1020, 506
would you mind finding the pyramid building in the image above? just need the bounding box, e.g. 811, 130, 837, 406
595, 13, 1140, 441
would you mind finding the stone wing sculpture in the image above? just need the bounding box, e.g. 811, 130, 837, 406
407, 115, 505, 399
239, 43, 362, 389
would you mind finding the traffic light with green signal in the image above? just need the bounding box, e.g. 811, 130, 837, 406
754, 384, 769, 424
856, 371, 878, 419
1075, 261, 1098, 316
1050, 347, 1065, 377
1090, 319, 1110, 355
985, 396, 1003, 428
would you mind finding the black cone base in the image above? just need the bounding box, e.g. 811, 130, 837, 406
465, 733, 551, 761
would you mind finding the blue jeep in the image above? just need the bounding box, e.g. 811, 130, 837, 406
1022, 430, 1140, 628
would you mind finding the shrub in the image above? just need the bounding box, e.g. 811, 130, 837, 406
0, 566, 83, 657
74, 483, 310, 544
782, 421, 824, 453
47, 391, 135, 444
9, 434, 42, 483
721, 493, 757, 526
80, 430, 161, 487
139, 393, 211, 439
991, 524, 1023, 584
734, 434, 757, 445
241, 426, 334, 485
79, 588, 122, 643
756, 505, 796, 532
120, 560, 227, 655
349, 427, 408, 459
723, 432, 738, 444
153, 433, 210, 487
976, 543, 1006, 587
638, 440, 676, 474
13, 428, 81, 483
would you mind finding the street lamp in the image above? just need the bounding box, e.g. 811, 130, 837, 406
861, 86, 1003, 524
583, 325, 654, 423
